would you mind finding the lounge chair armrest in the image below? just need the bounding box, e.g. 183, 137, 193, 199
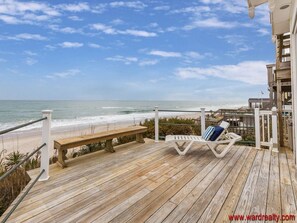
210, 132, 242, 144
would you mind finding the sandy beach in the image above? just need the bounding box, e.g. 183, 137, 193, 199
0, 112, 200, 157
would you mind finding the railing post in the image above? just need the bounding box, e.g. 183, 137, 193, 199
201, 108, 205, 135
155, 106, 159, 142
254, 108, 261, 149
40, 110, 52, 181
271, 107, 279, 153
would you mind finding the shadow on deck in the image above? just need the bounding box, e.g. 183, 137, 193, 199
2, 139, 297, 222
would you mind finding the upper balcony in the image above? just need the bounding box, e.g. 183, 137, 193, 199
1, 139, 296, 222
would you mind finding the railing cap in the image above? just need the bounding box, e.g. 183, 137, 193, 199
42, 110, 53, 114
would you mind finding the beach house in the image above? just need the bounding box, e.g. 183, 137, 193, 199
247, 0, 297, 168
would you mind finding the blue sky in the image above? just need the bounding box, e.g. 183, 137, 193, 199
0, 0, 274, 102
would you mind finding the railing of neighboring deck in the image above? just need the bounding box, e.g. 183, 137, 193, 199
154, 107, 216, 142
254, 107, 278, 152
0, 110, 52, 223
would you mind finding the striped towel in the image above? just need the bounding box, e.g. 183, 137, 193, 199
202, 126, 215, 140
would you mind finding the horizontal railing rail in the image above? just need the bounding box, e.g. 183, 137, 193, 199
153, 109, 212, 113
0, 110, 52, 222
159, 123, 199, 126
0, 117, 47, 136
1, 169, 45, 223
0, 143, 45, 182
154, 106, 207, 142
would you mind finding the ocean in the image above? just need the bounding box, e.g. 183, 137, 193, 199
0, 100, 246, 132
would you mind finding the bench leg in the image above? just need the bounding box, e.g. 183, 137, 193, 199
57, 149, 67, 168
105, 139, 115, 153
136, 133, 145, 143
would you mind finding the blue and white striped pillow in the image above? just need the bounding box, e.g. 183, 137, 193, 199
202, 126, 215, 140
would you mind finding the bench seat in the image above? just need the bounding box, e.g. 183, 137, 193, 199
54, 126, 147, 168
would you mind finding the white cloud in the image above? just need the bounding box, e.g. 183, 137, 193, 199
14, 33, 47, 40
45, 45, 56, 50
183, 17, 238, 30
0, 0, 60, 16
166, 26, 177, 32
91, 23, 117, 34
24, 50, 37, 56
139, 59, 159, 66
0, 15, 24, 24
200, 0, 246, 14
46, 69, 80, 79
200, 0, 223, 3
91, 23, 157, 37
22, 13, 50, 21
120, 29, 157, 37
68, 15, 83, 21
111, 19, 124, 25
175, 60, 269, 85
154, 6, 170, 11
256, 5, 270, 26
219, 34, 253, 54
148, 50, 207, 61
56, 3, 90, 12
257, 28, 270, 36
49, 25, 81, 34
109, 1, 147, 10
59, 42, 83, 48
184, 51, 204, 59
0, 0, 60, 26
149, 50, 182, 58
170, 6, 210, 14
91, 4, 107, 14
219, 34, 245, 45
25, 57, 37, 65
88, 43, 102, 48
106, 55, 138, 65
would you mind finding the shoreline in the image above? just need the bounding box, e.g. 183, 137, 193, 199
0, 112, 200, 156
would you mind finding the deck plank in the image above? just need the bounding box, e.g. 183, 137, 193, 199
285, 147, 297, 213
279, 153, 297, 220
109, 151, 212, 223
232, 150, 264, 220
266, 152, 281, 217
27, 148, 182, 222
163, 146, 238, 223
14, 141, 165, 211
198, 147, 251, 222
214, 148, 257, 223
179, 147, 245, 222
249, 149, 271, 216
1, 141, 295, 223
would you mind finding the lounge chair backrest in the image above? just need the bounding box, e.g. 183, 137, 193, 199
215, 121, 230, 141
219, 121, 230, 129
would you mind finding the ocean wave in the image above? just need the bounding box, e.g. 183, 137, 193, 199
0, 103, 246, 134
101, 106, 134, 109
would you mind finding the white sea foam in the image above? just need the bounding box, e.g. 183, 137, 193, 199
0, 103, 245, 134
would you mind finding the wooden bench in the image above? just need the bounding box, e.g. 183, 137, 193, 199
54, 126, 147, 168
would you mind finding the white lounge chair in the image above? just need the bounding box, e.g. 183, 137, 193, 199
165, 121, 242, 158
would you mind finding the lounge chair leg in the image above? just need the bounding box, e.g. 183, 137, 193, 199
175, 142, 186, 150
174, 141, 194, 155
207, 140, 236, 158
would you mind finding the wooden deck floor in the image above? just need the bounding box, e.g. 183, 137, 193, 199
2, 139, 297, 222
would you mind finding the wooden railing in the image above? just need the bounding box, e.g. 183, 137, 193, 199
0, 110, 52, 222
254, 107, 278, 152
154, 107, 207, 142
